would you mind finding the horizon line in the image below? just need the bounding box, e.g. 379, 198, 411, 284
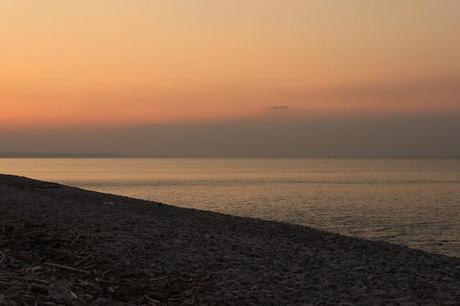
1, 153, 460, 159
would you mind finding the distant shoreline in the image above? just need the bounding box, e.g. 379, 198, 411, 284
0, 153, 135, 158
1, 153, 460, 159
1, 174, 459, 304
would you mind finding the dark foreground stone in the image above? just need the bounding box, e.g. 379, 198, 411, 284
0, 174, 459, 305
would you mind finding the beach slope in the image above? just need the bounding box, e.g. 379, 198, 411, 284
0, 174, 459, 305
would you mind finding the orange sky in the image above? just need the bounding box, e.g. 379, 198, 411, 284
1, 0, 459, 129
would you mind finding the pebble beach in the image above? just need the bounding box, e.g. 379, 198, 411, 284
1, 174, 459, 305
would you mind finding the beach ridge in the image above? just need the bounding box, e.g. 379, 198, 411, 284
1, 174, 459, 305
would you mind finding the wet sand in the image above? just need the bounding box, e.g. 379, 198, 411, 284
1, 174, 459, 305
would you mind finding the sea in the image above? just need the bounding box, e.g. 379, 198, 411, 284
1, 158, 459, 257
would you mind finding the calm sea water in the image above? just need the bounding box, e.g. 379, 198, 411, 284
1, 158, 459, 257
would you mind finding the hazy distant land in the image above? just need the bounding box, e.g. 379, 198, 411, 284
1, 174, 459, 305
0, 152, 134, 158
1, 152, 459, 159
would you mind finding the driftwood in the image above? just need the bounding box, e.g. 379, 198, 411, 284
0, 218, 207, 306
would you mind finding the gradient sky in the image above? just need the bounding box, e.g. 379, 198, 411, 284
1, 0, 459, 129
1, 1, 460, 156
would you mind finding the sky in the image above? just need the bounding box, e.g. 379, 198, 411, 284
1, 0, 460, 156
